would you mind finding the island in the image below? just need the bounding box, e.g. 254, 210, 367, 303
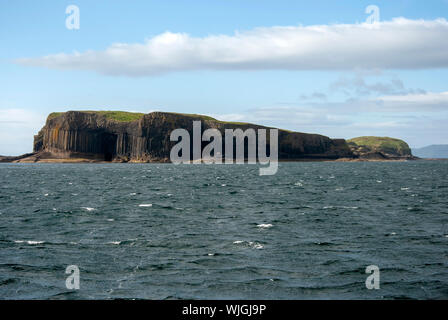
412, 145, 448, 159
0, 111, 417, 163
347, 136, 415, 160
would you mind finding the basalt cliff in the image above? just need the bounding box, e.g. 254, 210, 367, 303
8, 111, 357, 163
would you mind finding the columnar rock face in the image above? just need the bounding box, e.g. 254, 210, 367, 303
33, 111, 354, 162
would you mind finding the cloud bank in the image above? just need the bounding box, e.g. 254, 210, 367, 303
16, 18, 448, 76
212, 91, 448, 147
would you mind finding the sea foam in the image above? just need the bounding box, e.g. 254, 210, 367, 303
14, 240, 44, 245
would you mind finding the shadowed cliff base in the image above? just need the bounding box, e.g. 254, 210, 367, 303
2, 111, 417, 163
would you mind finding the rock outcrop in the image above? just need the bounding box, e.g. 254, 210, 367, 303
0, 153, 36, 163
347, 136, 416, 160
26, 111, 354, 162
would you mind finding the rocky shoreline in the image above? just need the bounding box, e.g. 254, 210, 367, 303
0, 158, 418, 164
0, 152, 418, 164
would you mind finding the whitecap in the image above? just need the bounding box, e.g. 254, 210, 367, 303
221, 184, 226, 187
44, 193, 49, 196
139, 204, 152, 207
27, 241, 44, 244
108, 241, 121, 245
323, 206, 358, 210
257, 224, 273, 229
107, 219, 115, 222
376, 180, 382, 183
401, 187, 410, 191
81, 207, 95, 211
249, 242, 264, 249
233, 240, 264, 249
294, 182, 303, 187
15, 240, 44, 245
129, 193, 137, 196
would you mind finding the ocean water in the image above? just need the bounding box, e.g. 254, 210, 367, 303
0, 161, 447, 300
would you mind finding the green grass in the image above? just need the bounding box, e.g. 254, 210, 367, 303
47, 112, 64, 120
169, 112, 217, 121
93, 111, 145, 122
47, 110, 256, 127
217, 120, 253, 126
162, 112, 256, 126
348, 136, 411, 156
47, 111, 145, 122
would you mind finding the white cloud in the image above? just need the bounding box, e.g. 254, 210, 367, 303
16, 18, 448, 76
211, 91, 448, 144
0, 108, 45, 124
330, 74, 426, 97
372, 91, 448, 112
378, 91, 448, 104
0, 109, 46, 155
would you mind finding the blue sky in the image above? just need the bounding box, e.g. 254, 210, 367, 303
1, 0, 448, 155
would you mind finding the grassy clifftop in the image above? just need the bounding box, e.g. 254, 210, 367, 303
348, 136, 412, 157
47, 110, 253, 126
47, 111, 145, 122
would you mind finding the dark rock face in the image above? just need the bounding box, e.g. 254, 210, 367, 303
33, 111, 354, 162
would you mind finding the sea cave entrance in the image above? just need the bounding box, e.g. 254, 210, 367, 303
102, 133, 117, 161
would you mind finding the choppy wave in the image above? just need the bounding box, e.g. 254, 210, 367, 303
233, 240, 264, 249
14, 240, 45, 245
322, 206, 359, 210
1, 161, 447, 299
257, 224, 273, 229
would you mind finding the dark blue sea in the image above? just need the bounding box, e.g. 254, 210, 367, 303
0, 161, 447, 299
